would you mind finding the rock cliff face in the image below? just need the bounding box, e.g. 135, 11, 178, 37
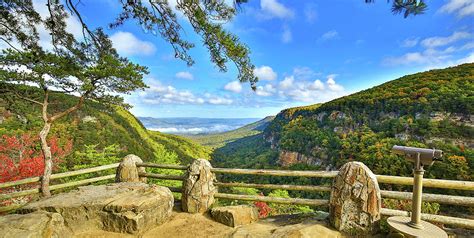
278, 150, 323, 167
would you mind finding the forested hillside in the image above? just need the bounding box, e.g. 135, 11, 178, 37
211, 63, 473, 183
0, 84, 210, 183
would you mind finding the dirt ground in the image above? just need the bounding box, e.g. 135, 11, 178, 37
72, 207, 339, 238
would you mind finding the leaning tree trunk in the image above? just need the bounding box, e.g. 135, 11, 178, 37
39, 121, 52, 197
39, 90, 52, 197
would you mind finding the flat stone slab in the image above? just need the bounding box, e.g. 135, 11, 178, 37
211, 205, 259, 227
0, 211, 71, 238
18, 182, 173, 234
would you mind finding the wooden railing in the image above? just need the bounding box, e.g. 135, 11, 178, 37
136, 163, 474, 229
1, 161, 473, 229
0, 163, 119, 212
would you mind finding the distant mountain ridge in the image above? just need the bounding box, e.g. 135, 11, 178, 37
139, 117, 261, 135
186, 116, 274, 148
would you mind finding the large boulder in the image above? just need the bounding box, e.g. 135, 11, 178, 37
116, 154, 147, 183
329, 161, 381, 235
181, 159, 217, 213
0, 211, 71, 238
18, 183, 173, 234
211, 205, 259, 227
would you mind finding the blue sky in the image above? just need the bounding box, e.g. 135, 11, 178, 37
35, 0, 474, 118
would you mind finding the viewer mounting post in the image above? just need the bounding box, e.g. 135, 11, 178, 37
387, 145, 447, 238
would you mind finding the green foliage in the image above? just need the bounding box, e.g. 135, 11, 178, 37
0, 84, 210, 171
263, 63, 474, 183
71, 144, 121, 170
2, 0, 257, 87
267, 190, 313, 216
204, 63, 473, 216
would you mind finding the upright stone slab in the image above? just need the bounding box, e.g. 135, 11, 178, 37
182, 159, 217, 213
329, 161, 381, 235
116, 154, 147, 183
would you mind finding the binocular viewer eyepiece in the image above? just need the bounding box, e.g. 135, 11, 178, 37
392, 145, 443, 167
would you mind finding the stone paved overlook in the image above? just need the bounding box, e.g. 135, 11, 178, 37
1, 155, 472, 237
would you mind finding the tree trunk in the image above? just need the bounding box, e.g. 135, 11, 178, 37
39, 90, 52, 197
40, 122, 52, 197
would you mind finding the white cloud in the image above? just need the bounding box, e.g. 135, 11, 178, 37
304, 4, 318, 23
275, 73, 346, 103
439, 0, 474, 18
401, 37, 419, 47
175, 71, 194, 80
326, 75, 344, 91
384, 31, 474, 67
255, 84, 276, 97
320, 30, 339, 41
293, 66, 320, 80
421, 31, 471, 48
382, 46, 461, 66
310, 79, 325, 90
282, 25, 292, 43
260, 0, 294, 19
224, 81, 243, 93
279, 76, 294, 90
254, 66, 277, 81
208, 97, 233, 105
139, 80, 232, 105
110, 31, 156, 56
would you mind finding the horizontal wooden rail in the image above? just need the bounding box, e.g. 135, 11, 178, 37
50, 174, 115, 191
139, 172, 185, 181
215, 182, 331, 192
0, 163, 120, 189
376, 175, 474, 191
50, 163, 120, 180
381, 190, 474, 207
0, 174, 115, 201
211, 168, 338, 178
0, 204, 26, 213
0, 177, 41, 189
381, 208, 474, 229
136, 163, 188, 170
214, 193, 329, 206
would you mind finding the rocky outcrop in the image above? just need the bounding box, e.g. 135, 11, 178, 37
0, 211, 71, 238
231, 213, 341, 238
270, 223, 342, 238
329, 162, 381, 235
18, 183, 173, 234
116, 154, 147, 183
278, 150, 322, 167
211, 205, 259, 227
182, 159, 217, 214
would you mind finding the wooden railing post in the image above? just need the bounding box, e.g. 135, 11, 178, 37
115, 154, 147, 183
329, 161, 381, 235
181, 159, 217, 214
